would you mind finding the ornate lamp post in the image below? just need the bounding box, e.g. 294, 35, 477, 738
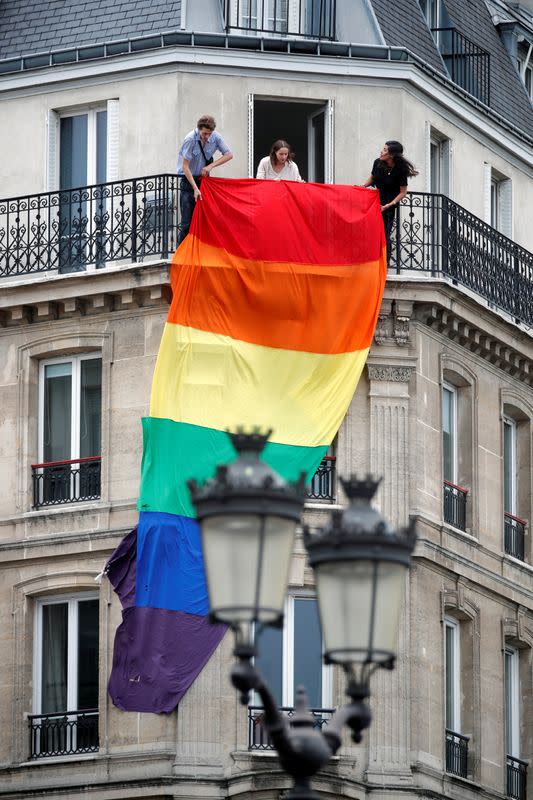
188, 430, 416, 800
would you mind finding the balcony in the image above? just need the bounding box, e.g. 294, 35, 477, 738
431, 28, 490, 104
443, 480, 468, 531
223, 0, 336, 40
1, 181, 533, 331
504, 512, 528, 561
248, 705, 334, 749
307, 455, 336, 502
391, 193, 533, 327
445, 728, 469, 778
0, 175, 179, 278
28, 709, 99, 759
32, 456, 101, 509
507, 755, 528, 800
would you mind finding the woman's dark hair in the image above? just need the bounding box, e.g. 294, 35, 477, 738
269, 139, 294, 167
385, 140, 419, 177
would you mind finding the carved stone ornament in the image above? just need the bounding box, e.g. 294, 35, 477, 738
367, 365, 414, 383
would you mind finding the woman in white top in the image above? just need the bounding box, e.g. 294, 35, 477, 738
256, 139, 304, 182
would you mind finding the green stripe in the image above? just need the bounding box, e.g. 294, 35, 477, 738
138, 417, 328, 517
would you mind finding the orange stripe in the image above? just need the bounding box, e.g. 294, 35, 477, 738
169, 236, 386, 354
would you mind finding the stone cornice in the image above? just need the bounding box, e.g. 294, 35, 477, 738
0, 260, 171, 326
417, 303, 533, 385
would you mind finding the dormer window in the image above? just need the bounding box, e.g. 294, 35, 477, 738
224, 0, 335, 40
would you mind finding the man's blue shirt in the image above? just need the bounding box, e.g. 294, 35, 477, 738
176, 129, 231, 176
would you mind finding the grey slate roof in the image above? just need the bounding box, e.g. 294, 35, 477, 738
370, 0, 447, 74
0, 0, 182, 59
371, 0, 533, 139
444, 0, 533, 133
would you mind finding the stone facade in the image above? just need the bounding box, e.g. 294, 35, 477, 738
0, 2, 532, 799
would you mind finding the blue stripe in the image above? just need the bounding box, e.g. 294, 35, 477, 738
136, 511, 209, 614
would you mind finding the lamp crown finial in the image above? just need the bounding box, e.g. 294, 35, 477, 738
340, 475, 381, 502
228, 427, 273, 456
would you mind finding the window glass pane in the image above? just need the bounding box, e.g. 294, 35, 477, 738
96, 111, 107, 184
78, 600, 99, 709
294, 598, 322, 708
80, 359, 102, 458
445, 623, 456, 729
255, 626, 283, 706
60, 115, 88, 190
41, 603, 68, 714
442, 387, 455, 483
44, 362, 72, 462
503, 421, 515, 514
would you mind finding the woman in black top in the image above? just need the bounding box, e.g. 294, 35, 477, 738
363, 140, 418, 259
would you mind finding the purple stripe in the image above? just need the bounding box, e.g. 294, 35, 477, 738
108, 605, 227, 713
106, 527, 137, 609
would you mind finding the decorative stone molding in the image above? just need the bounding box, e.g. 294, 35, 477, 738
367, 364, 415, 383
418, 304, 533, 385
374, 299, 413, 347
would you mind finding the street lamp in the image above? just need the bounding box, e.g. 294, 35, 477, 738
188, 430, 416, 800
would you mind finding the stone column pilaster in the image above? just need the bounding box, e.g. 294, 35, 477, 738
364, 360, 415, 784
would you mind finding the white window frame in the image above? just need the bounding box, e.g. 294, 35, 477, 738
254, 593, 332, 709
445, 617, 461, 733
47, 100, 119, 192
248, 95, 334, 184
38, 353, 102, 464
32, 591, 99, 714
283, 594, 332, 709
505, 646, 520, 758
426, 124, 452, 197
484, 164, 513, 238
442, 383, 458, 485
503, 416, 517, 516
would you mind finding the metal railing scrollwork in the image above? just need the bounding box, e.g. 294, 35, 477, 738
248, 705, 334, 750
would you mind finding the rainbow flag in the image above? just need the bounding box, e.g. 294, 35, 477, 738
107, 177, 386, 713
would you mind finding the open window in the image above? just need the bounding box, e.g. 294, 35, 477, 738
249, 95, 333, 183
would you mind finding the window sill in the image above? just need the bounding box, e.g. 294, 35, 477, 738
442, 522, 478, 544
304, 502, 343, 511
18, 752, 99, 767
503, 554, 533, 573
5, 501, 111, 524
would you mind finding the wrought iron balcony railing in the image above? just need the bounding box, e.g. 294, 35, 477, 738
0, 174, 179, 278
445, 728, 469, 778
28, 709, 99, 759
431, 27, 490, 104
223, 0, 336, 40
32, 456, 101, 509
504, 512, 528, 561
2, 181, 533, 331
390, 192, 533, 327
307, 455, 336, 501
248, 705, 334, 750
443, 480, 468, 531
507, 755, 528, 800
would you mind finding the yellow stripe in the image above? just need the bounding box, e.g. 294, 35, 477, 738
150, 323, 369, 448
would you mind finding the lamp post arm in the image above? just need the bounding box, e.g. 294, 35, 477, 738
323, 695, 372, 749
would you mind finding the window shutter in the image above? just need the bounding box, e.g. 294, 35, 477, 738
248, 93, 254, 178
482, 162, 492, 224
46, 109, 60, 191
499, 178, 513, 239
325, 98, 334, 184
443, 137, 453, 198
425, 122, 432, 193
106, 99, 120, 182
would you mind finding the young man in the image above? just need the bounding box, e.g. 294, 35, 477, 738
176, 115, 233, 243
